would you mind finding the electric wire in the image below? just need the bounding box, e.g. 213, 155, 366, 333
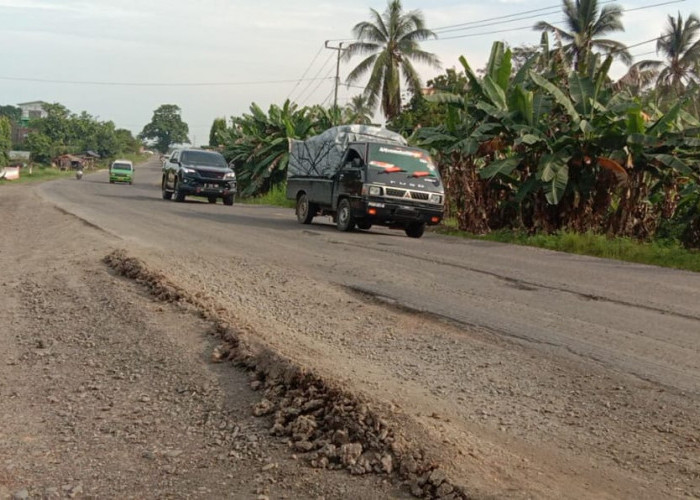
286, 43, 325, 101
293, 51, 336, 104
300, 66, 336, 106
427, 0, 685, 42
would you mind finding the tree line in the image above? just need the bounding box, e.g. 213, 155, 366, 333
0, 103, 142, 165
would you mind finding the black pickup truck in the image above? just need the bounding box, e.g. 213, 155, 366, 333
161, 148, 237, 205
286, 126, 444, 238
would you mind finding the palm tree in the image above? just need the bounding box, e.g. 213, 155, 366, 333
534, 0, 631, 74
343, 0, 440, 120
622, 13, 700, 97
343, 95, 374, 124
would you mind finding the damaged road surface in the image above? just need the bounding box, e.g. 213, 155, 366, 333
1, 159, 698, 499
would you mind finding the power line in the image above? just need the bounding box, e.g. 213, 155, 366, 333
428, 0, 686, 42
624, 0, 686, 13
0, 75, 333, 87
432, 3, 580, 33
434, 10, 563, 35
300, 67, 336, 106
295, 51, 336, 104
431, 24, 549, 41
286, 43, 325, 101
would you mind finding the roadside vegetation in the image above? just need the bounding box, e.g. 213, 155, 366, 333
0, 166, 74, 185
437, 222, 700, 272
0, 152, 149, 186
238, 183, 295, 208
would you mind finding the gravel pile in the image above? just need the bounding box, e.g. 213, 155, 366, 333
105, 249, 468, 499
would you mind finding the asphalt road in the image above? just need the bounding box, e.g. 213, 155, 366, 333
41, 158, 700, 397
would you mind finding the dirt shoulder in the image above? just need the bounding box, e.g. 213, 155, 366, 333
0, 186, 406, 499
1, 182, 698, 499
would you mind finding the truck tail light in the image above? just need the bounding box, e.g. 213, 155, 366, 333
368, 208, 377, 215
431, 216, 440, 223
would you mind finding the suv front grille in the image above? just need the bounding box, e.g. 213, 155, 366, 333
199, 170, 225, 179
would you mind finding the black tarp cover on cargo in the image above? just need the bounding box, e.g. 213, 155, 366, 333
288, 125, 407, 178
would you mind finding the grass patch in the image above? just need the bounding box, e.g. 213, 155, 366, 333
436, 221, 700, 273
0, 153, 150, 186
0, 166, 75, 185
239, 183, 295, 208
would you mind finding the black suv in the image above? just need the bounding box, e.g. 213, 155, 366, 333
162, 148, 236, 205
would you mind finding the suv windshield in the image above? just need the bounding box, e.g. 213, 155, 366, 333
181, 151, 227, 168
112, 163, 132, 171
367, 144, 438, 177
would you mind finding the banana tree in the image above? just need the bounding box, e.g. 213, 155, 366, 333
417, 40, 700, 240
221, 101, 334, 196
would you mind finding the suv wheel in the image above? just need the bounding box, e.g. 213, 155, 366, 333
173, 180, 186, 202
207, 195, 217, 204
223, 194, 235, 206
336, 198, 355, 232
162, 177, 172, 200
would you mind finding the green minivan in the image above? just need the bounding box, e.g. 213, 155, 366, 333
109, 160, 134, 184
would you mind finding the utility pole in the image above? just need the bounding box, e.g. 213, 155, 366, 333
324, 41, 344, 121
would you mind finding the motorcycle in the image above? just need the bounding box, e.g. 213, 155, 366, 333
75, 169, 83, 180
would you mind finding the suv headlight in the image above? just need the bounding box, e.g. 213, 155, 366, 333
224, 172, 236, 180
182, 167, 197, 174
368, 185, 382, 196
429, 193, 443, 204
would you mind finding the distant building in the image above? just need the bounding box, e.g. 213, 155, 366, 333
13, 101, 48, 144
17, 101, 48, 123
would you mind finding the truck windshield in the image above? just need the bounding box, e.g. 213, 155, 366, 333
181, 151, 227, 168
112, 163, 132, 171
367, 144, 438, 177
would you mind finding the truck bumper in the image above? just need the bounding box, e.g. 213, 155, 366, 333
353, 199, 443, 226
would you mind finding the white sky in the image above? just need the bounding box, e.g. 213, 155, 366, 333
0, 0, 695, 145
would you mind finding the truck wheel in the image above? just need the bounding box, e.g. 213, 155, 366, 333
207, 195, 217, 204
405, 222, 425, 238
336, 199, 355, 232
357, 221, 372, 231
173, 180, 186, 202
223, 194, 235, 206
296, 194, 314, 224
162, 178, 172, 200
